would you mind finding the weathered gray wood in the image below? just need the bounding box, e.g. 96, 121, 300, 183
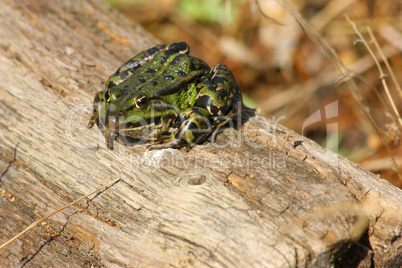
0, 0, 400, 267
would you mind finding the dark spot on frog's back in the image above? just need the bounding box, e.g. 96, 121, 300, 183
171, 56, 181, 65
168, 42, 189, 53
212, 76, 229, 85
139, 78, 146, 84
146, 69, 156, 74
189, 60, 197, 71
217, 87, 228, 97
164, 50, 176, 57
147, 47, 159, 56
178, 71, 187, 77
160, 56, 167, 65
107, 81, 117, 88
152, 81, 158, 87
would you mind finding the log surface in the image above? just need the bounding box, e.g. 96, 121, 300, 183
0, 0, 400, 267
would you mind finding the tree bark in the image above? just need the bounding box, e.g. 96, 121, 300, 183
0, 0, 400, 267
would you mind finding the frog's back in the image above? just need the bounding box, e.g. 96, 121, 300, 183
114, 53, 210, 97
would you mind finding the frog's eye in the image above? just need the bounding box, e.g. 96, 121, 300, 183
104, 90, 111, 102
135, 95, 148, 110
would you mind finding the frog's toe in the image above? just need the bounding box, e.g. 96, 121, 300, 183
147, 139, 188, 150
106, 138, 115, 150
87, 116, 95, 128
148, 143, 176, 150
146, 140, 164, 149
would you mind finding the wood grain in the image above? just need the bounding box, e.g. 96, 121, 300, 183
0, 0, 400, 267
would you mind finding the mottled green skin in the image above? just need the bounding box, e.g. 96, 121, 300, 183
88, 42, 242, 150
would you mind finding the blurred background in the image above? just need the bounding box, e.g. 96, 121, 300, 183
104, 0, 401, 188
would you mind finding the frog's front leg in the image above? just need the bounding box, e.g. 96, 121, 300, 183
148, 107, 211, 150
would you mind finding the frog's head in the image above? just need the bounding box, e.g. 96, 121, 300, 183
92, 88, 180, 149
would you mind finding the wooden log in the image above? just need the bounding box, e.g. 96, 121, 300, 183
0, 0, 400, 266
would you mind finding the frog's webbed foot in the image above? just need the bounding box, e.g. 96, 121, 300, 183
147, 116, 207, 151
150, 107, 210, 150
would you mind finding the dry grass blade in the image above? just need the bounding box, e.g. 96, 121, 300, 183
348, 21, 402, 129
0, 178, 121, 251
345, 16, 402, 181
272, 1, 401, 182
378, 24, 402, 97
274, 0, 383, 134
309, 0, 356, 30
367, 27, 402, 127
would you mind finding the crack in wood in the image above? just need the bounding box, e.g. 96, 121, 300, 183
158, 230, 227, 267
0, 142, 19, 183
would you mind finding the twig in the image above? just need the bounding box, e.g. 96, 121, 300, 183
349, 23, 402, 129
367, 27, 402, 126
274, 1, 384, 139
310, 0, 356, 30
346, 15, 402, 181
0, 143, 19, 183
0, 178, 121, 250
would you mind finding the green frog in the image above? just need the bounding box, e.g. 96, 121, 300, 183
88, 42, 242, 150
